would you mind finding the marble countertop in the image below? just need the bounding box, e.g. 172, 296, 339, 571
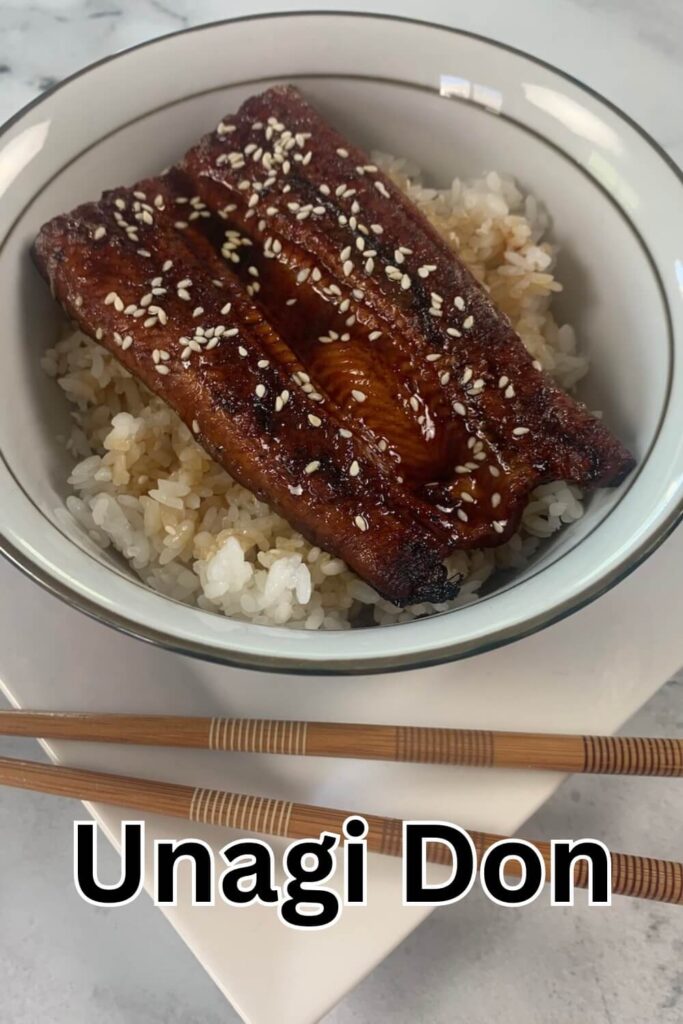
1, 1, 682, 1022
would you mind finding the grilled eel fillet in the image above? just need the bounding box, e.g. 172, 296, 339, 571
33, 86, 635, 607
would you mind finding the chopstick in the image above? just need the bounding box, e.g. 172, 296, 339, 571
0, 754, 680, 905
1, 711, 681, 777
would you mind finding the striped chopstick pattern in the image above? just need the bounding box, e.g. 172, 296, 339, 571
207, 718, 309, 756
582, 735, 683, 776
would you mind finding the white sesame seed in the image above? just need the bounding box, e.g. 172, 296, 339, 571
374, 180, 390, 198
238, 346, 247, 357
351, 389, 367, 403
512, 426, 530, 436
498, 376, 509, 388
349, 460, 360, 477
491, 492, 501, 508
446, 327, 461, 338
439, 372, 451, 386
400, 274, 411, 290
258, 359, 269, 368
122, 336, 132, 351
104, 292, 117, 306
463, 316, 474, 329
155, 364, 170, 375
336, 147, 349, 157
453, 402, 466, 416
532, 359, 543, 371
409, 396, 419, 412
255, 384, 266, 398
307, 413, 322, 427
457, 509, 469, 522
368, 330, 382, 341
370, 223, 383, 234
354, 514, 368, 531
339, 428, 352, 439
426, 353, 441, 362
304, 460, 320, 474
505, 384, 515, 399
93, 226, 106, 240
454, 296, 465, 311
193, 306, 204, 318
489, 465, 501, 478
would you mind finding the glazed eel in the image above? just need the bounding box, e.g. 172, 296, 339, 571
33, 85, 634, 606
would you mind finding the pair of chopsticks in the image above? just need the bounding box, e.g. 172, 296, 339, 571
1, 711, 681, 905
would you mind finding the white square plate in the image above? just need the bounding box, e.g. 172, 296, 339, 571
1, 523, 682, 1022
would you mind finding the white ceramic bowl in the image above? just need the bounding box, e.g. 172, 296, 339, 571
1, 12, 681, 673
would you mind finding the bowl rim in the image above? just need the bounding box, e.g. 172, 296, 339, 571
1, 9, 682, 675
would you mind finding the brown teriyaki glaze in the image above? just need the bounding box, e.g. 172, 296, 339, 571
33, 86, 635, 607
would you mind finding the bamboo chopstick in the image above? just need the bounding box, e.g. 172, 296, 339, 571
1, 711, 681, 777
0, 754, 680, 905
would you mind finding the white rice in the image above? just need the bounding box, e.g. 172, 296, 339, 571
43, 157, 588, 629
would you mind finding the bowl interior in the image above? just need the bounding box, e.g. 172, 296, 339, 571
0, 77, 668, 594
